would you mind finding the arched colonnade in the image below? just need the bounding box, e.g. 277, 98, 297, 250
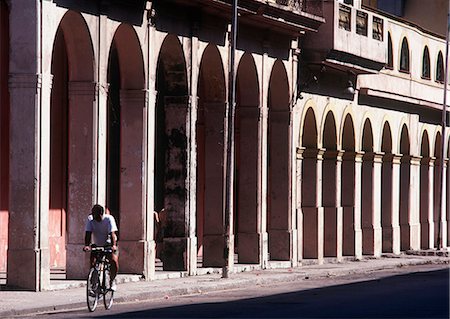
4, 6, 450, 290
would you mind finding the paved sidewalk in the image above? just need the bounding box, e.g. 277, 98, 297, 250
0, 254, 448, 317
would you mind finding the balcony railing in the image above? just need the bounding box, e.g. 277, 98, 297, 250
274, 0, 324, 17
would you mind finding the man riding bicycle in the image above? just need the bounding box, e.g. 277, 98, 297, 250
83, 204, 119, 291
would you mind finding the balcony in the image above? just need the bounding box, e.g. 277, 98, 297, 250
272, 0, 324, 17
168, 0, 325, 35
302, 0, 386, 74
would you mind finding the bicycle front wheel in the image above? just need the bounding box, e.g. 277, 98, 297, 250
103, 268, 114, 310
87, 268, 99, 312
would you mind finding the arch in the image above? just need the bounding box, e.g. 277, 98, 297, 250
268, 60, 290, 111
197, 44, 226, 267
436, 51, 444, 83
387, 32, 393, 69
236, 53, 259, 107
302, 107, 318, 148
56, 11, 95, 81
235, 52, 260, 263
400, 124, 410, 156
362, 118, 374, 152
422, 46, 431, 79
323, 111, 337, 150
111, 24, 145, 89
421, 130, 430, 157
399, 124, 411, 250
381, 122, 392, 153
50, 10, 96, 278
399, 37, 410, 73
268, 59, 291, 260
342, 113, 355, 151
198, 45, 226, 103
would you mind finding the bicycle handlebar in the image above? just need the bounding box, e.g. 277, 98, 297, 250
86, 245, 114, 254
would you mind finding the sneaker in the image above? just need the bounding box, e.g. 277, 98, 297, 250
110, 280, 117, 291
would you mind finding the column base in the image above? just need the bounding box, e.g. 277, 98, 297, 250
343, 206, 355, 256
161, 237, 187, 271
302, 207, 324, 262
119, 240, 148, 274
7, 247, 50, 291
237, 232, 261, 264
268, 229, 292, 261
324, 207, 342, 259
203, 234, 224, 267
66, 244, 90, 280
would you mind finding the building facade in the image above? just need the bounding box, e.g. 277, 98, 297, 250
0, 0, 449, 291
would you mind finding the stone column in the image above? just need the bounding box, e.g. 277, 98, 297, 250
65, 81, 96, 279
323, 150, 343, 260
268, 110, 292, 261
409, 156, 421, 250
8, 72, 52, 290
362, 152, 382, 257
237, 107, 262, 264
354, 152, 363, 259
117, 89, 147, 274
161, 95, 190, 271
391, 154, 401, 254
420, 156, 434, 249
259, 47, 270, 269
202, 103, 226, 267
296, 147, 304, 263
441, 159, 448, 248
302, 148, 324, 263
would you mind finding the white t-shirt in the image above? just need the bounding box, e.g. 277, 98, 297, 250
85, 214, 118, 246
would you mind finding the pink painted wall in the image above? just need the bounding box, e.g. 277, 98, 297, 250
0, 0, 9, 273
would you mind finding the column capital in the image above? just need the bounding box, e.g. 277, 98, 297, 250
323, 149, 344, 160
69, 81, 97, 96
296, 147, 305, 159
9, 73, 53, 90
409, 155, 422, 166
363, 151, 384, 162
382, 153, 402, 163
303, 148, 325, 160
421, 156, 435, 166
342, 150, 365, 162
392, 154, 402, 165
119, 89, 147, 103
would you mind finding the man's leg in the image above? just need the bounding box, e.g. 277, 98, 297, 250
110, 254, 119, 280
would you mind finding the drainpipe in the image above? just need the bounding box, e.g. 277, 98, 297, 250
438, 0, 450, 250
223, 0, 238, 279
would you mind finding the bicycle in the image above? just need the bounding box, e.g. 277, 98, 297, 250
86, 245, 115, 312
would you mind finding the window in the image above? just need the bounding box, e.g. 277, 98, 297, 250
356, 11, 368, 36
436, 51, 444, 83
339, 4, 351, 31
387, 33, 393, 69
399, 37, 409, 73
422, 46, 430, 79
372, 17, 383, 41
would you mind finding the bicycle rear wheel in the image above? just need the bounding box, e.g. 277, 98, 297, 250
87, 268, 99, 312
103, 268, 114, 310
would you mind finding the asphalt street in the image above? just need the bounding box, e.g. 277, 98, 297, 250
20, 264, 449, 319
